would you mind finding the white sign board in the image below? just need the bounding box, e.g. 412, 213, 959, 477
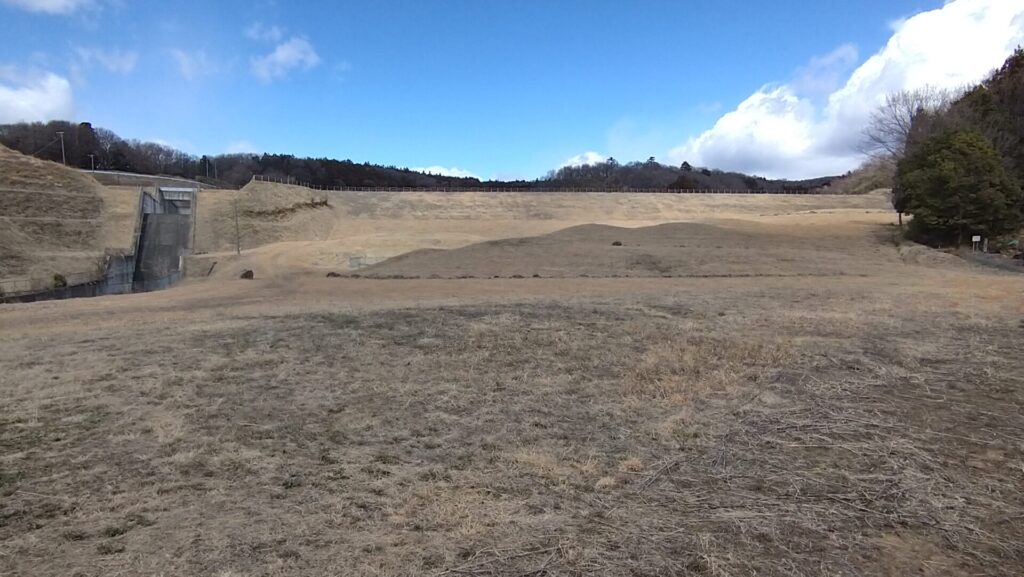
972, 235, 982, 242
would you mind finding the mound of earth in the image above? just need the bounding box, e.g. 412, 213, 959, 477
355, 219, 906, 279
0, 145, 109, 289
194, 182, 336, 254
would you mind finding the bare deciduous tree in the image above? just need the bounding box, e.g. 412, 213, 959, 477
861, 86, 960, 160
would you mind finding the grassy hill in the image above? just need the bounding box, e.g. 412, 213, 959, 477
0, 145, 111, 291
352, 217, 901, 280
827, 158, 895, 195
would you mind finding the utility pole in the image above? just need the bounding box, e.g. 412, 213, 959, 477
87, 154, 95, 171
56, 131, 66, 165
190, 188, 197, 254
233, 194, 241, 255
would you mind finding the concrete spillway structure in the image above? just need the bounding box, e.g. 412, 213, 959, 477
130, 187, 195, 292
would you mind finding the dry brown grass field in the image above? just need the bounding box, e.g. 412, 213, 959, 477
2, 183, 1024, 577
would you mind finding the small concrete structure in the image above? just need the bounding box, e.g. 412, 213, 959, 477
158, 188, 196, 215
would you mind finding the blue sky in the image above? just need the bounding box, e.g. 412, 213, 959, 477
1, 0, 1023, 179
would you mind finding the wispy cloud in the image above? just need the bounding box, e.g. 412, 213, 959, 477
0, 65, 74, 123
332, 60, 353, 81
0, 0, 91, 14
668, 0, 1024, 179
74, 46, 137, 74
245, 22, 284, 43
791, 43, 858, 96
250, 37, 320, 83
169, 49, 217, 80
695, 102, 722, 115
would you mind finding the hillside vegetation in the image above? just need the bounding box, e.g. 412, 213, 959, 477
1, 122, 841, 192
946, 49, 1024, 185
546, 158, 836, 191
827, 158, 896, 195
895, 49, 1024, 247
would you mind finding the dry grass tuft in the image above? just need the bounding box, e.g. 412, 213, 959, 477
618, 457, 644, 473
628, 335, 794, 401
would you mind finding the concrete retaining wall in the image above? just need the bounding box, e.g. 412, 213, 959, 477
1, 253, 134, 303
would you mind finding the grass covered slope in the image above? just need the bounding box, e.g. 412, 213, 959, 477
194, 181, 336, 255
0, 145, 109, 289
191, 181, 892, 279
353, 216, 900, 279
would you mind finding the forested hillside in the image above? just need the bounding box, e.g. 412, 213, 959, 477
545, 158, 835, 191
895, 48, 1024, 246
0, 121, 480, 189
942, 48, 1024, 184
0, 121, 836, 192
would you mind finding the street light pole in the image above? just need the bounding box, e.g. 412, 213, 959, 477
56, 131, 66, 165
87, 154, 95, 171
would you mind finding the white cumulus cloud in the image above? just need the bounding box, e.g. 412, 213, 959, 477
0, 66, 73, 123
74, 47, 138, 74
669, 0, 1024, 179
412, 166, 481, 179
560, 151, 605, 168
0, 0, 90, 14
251, 37, 320, 83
